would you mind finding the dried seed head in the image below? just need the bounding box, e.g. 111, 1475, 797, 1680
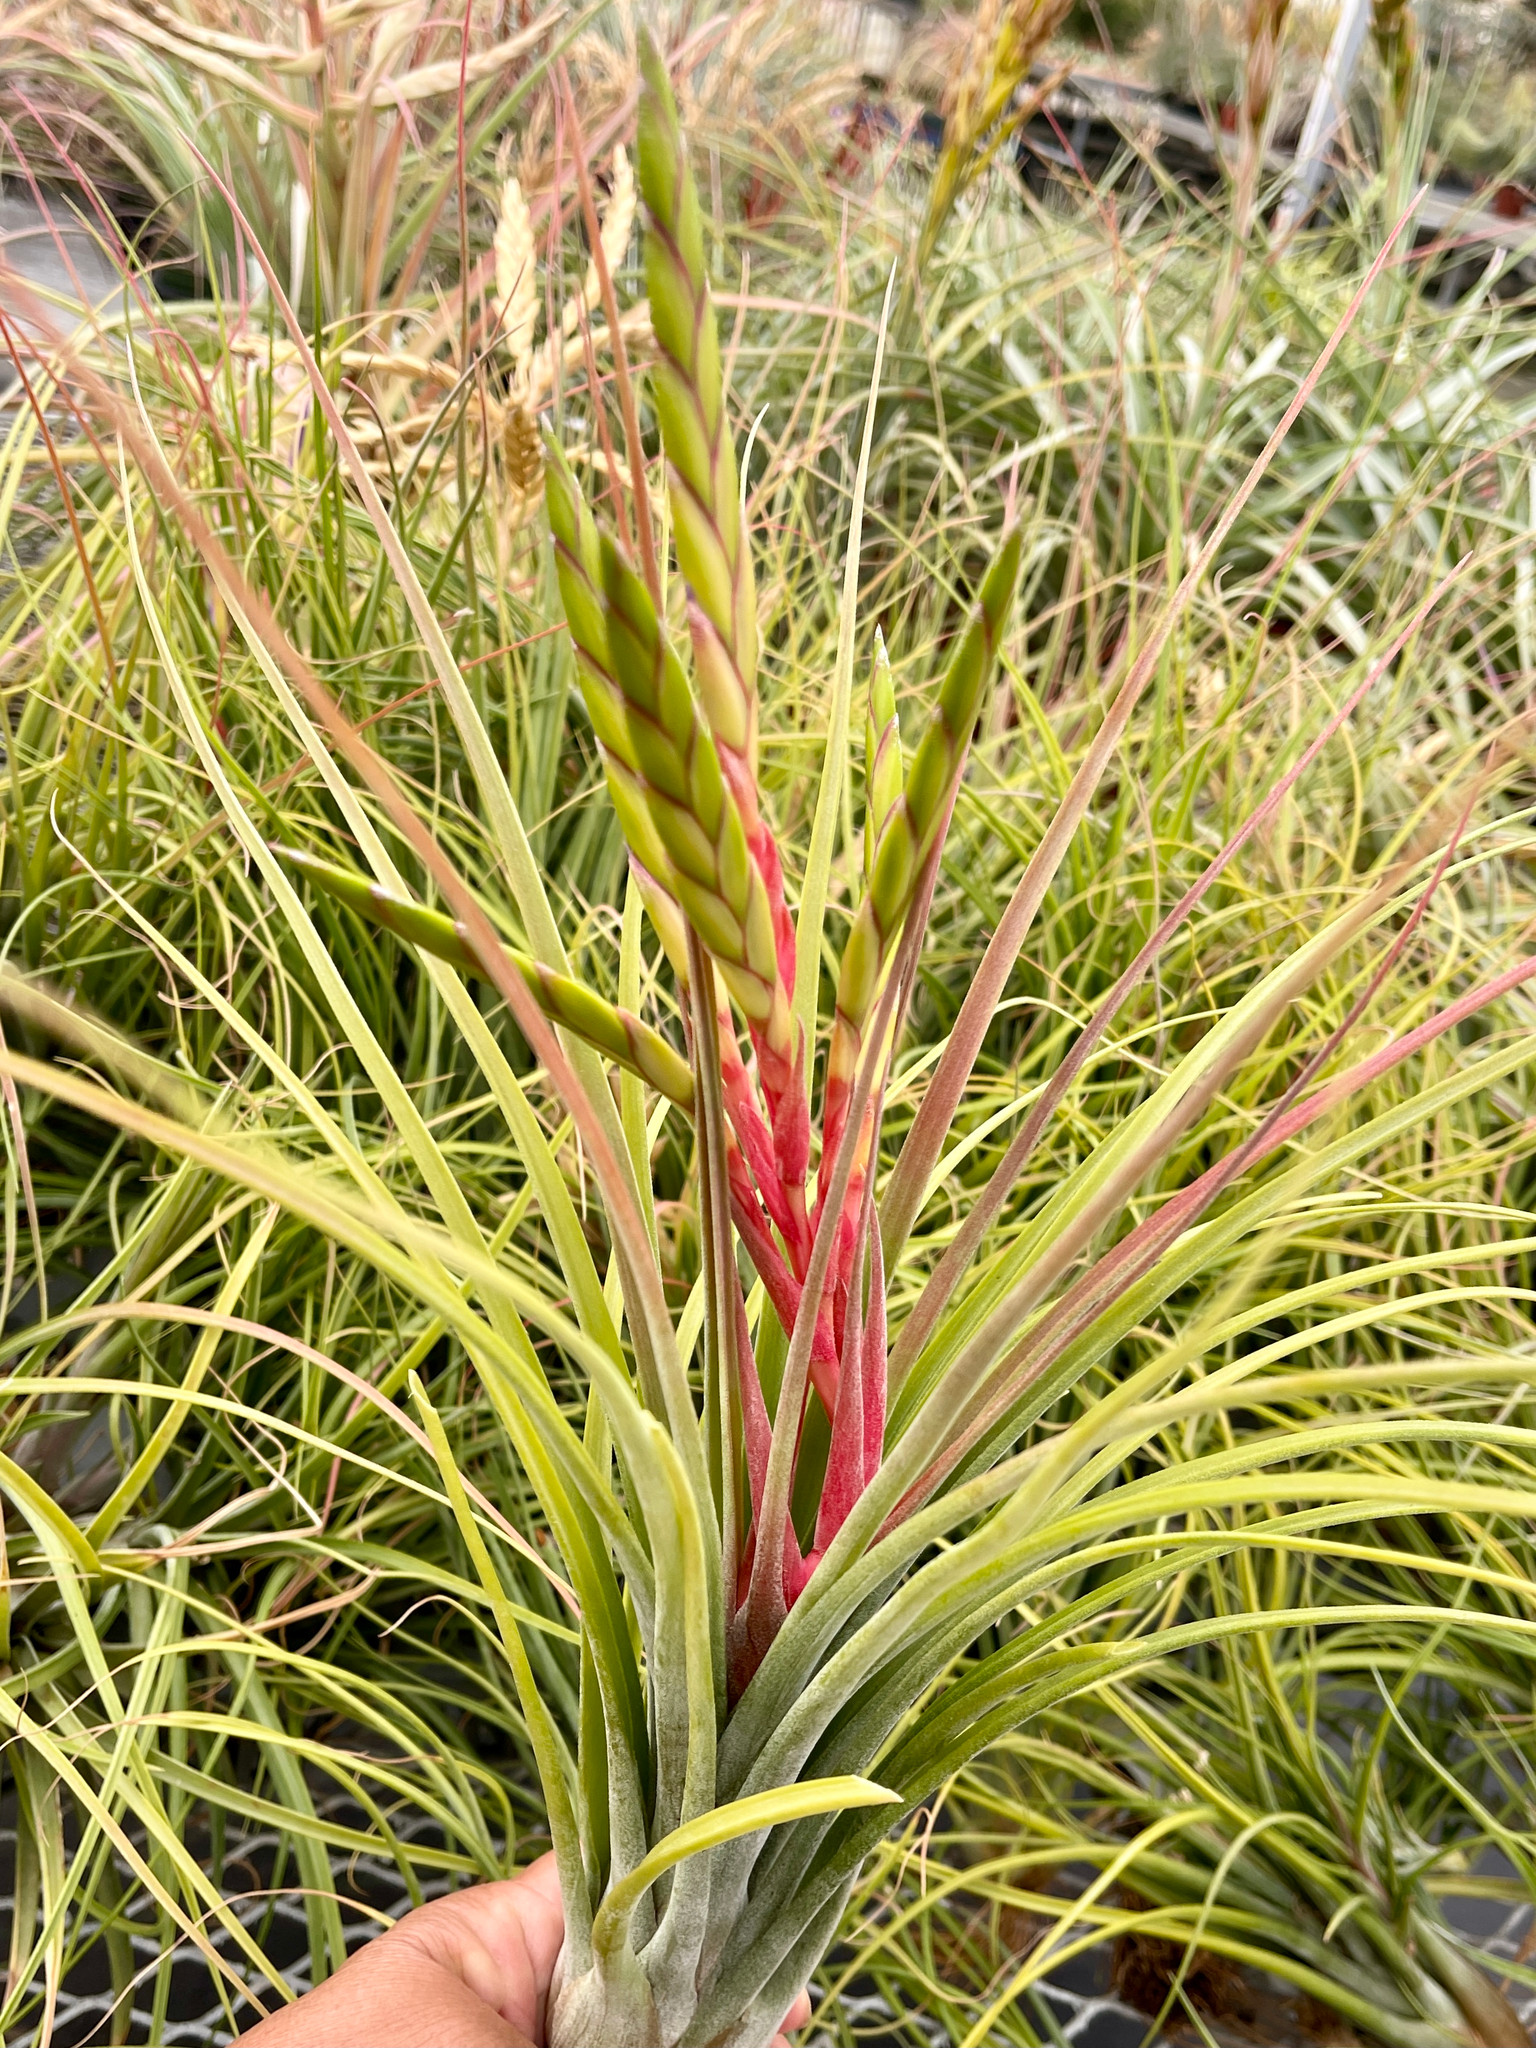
999, 0, 1072, 74
1371, 0, 1416, 113
494, 172, 538, 385
951, 0, 1002, 131
1241, 0, 1292, 137
563, 144, 638, 340
503, 403, 542, 494
601, 143, 636, 288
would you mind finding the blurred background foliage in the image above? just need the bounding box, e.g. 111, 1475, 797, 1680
1, 0, 1535, 2043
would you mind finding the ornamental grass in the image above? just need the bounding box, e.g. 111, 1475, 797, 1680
2, 8, 1536, 2046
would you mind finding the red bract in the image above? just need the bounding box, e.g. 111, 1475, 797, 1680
544, 46, 1027, 1674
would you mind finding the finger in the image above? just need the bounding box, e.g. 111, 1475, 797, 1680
387, 1852, 566, 2045
234, 1947, 528, 2048
772, 1984, 813, 2043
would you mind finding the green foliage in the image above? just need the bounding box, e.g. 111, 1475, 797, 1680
1, 8, 1535, 2046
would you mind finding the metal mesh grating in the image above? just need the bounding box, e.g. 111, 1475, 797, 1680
10, 1809, 1532, 2048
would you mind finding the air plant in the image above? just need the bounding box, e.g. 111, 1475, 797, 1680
11, 34, 1536, 2048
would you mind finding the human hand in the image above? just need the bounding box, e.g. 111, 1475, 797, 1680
237, 1852, 813, 2048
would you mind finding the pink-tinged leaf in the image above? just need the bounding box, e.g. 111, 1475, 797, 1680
862, 1211, 887, 1486
816, 1001, 905, 1536
720, 1031, 800, 1253
727, 1149, 789, 1293
815, 1222, 868, 1554
782, 1526, 816, 1605
729, 1504, 802, 1704
896, 869, 1530, 1527
818, 1070, 855, 1212
745, 943, 903, 1653
773, 1043, 812, 1229
831, 1084, 887, 1352
727, 1176, 840, 1413
1258, 948, 1536, 1158
740, 781, 947, 1668
821, 779, 961, 1238
730, 1525, 786, 1700
817, 1202, 890, 1553
884, 566, 1459, 1393
736, 1289, 772, 1530
880, 212, 1433, 1266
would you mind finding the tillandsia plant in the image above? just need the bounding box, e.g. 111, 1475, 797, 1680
9, 35, 1536, 2048
229, 48, 1536, 2046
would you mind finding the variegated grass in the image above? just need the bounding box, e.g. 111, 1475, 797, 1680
2, 16, 1536, 2046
